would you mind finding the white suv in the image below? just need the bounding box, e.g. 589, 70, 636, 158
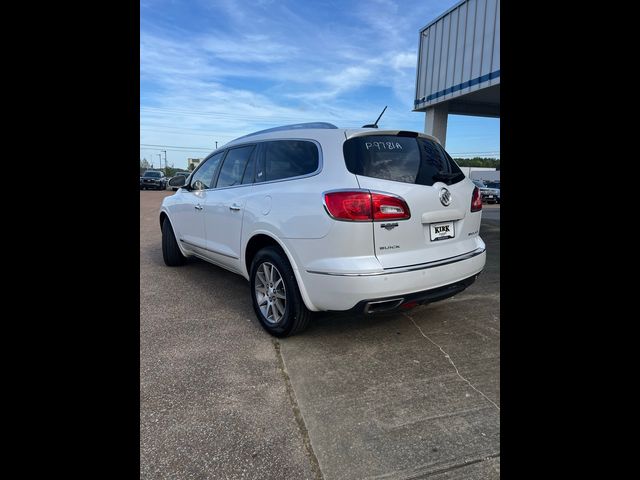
161, 122, 486, 336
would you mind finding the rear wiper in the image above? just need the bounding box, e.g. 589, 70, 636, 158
433, 171, 464, 182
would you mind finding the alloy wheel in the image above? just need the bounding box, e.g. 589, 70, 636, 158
254, 262, 287, 324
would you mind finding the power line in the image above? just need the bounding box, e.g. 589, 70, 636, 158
140, 148, 210, 154
451, 151, 500, 155
141, 129, 226, 138
140, 143, 212, 150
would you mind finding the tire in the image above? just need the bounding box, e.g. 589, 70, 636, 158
250, 246, 311, 337
161, 218, 186, 266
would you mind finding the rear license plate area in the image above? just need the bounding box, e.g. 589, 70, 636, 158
429, 221, 455, 241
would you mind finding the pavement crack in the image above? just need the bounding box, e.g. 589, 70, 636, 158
416, 453, 500, 479
404, 313, 500, 412
273, 339, 324, 480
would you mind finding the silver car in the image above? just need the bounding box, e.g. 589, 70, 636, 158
472, 180, 499, 204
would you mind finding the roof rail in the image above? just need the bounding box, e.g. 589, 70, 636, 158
232, 122, 338, 142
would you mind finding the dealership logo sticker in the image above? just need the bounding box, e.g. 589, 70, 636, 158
439, 188, 452, 206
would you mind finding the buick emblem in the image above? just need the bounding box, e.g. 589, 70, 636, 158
439, 188, 452, 206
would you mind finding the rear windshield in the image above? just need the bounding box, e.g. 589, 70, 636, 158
343, 135, 464, 186
144, 171, 162, 178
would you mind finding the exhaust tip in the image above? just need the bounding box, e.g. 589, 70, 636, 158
364, 298, 404, 314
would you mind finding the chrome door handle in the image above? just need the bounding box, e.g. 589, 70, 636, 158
194, 204, 203, 211
229, 204, 241, 211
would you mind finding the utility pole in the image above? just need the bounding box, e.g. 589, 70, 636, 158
215, 141, 218, 149
162, 150, 167, 174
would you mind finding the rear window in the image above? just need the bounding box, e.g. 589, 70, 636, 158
144, 171, 162, 178
343, 135, 464, 186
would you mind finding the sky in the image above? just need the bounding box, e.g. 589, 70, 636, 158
140, 0, 499, 170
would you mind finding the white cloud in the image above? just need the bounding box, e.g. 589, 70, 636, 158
392, 52, 417, 70
199, 33, 299, 63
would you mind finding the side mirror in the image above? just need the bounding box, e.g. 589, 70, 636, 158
168, 175, 187, 188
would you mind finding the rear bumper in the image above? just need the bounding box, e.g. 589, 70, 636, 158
299, 248, 486, 311
344, 273, 479, 314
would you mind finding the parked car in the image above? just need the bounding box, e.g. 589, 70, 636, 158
140, 170, 167, 190
170, 171, 191, 191
160, 122, 486, 336
472, 179, 499, 204
485, 181, 500, 203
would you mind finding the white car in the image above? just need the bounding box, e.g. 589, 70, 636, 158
161, 122, 486, 336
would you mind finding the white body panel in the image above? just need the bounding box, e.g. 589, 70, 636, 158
160, 127, 486, 312
168, 189, 207, 253
202, 184, 252, 268
354, 176, 482, 269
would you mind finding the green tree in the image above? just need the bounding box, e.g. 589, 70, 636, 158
140, 158, 151, 176
164, 166, 180, 178
453, 157, 500, 170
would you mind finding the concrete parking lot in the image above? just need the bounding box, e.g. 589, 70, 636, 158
141, 191, 500, 479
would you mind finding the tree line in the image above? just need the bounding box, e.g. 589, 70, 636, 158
453, 157, 500, 170
140, 158, 191, 177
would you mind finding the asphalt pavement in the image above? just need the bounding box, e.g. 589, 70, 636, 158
480, 203, 500, 223
140, 190, 500, 479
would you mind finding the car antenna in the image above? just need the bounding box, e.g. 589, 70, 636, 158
362, 106, 387, 128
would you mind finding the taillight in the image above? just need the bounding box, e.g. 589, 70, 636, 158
324, 191, 372, 221
371, 192, 410, 220
324, 190, 411, 221
471, 187, 482, 212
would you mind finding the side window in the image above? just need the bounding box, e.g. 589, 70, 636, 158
216, 145, 256, 188
241, 153, 256, 184
190, 151, 224, 190
254, 144, 266, 183
264, 140, 319, 181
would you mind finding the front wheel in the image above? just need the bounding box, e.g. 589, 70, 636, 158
161, 218, 186, 266
250, 247, 311, 337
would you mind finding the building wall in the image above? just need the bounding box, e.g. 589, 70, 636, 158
414, 0, 500, 110
187, 158, 202, 170
457, 166, 499, 181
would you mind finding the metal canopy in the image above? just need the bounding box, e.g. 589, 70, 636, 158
414, 0, 500, 118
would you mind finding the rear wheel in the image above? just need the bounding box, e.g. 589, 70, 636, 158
161, 218, 186, 266
250, 246, 311, 337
